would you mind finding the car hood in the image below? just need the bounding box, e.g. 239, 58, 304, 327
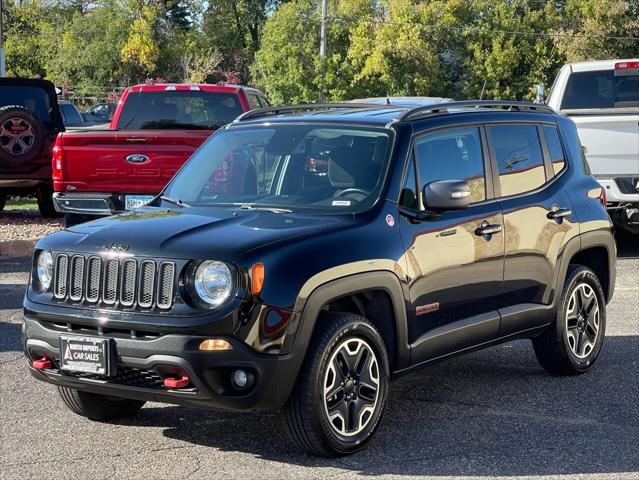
36, 206, 352, 261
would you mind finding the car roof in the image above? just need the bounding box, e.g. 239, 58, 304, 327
567, 58, 639, 72
128, 83, 256, 94
231, 100, 557, 128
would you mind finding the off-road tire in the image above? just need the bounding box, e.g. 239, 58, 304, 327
533, 265, 606, 375
0, 105, 46, 164
58, 386, 145, 421
281, 312, 390, 457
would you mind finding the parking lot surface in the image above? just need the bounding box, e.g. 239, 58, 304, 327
1, 239, 637, 480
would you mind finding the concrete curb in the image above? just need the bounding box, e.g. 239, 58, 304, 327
0, 239, 36, 258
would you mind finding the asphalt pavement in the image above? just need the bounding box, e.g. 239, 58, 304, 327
1, 239, 637, 480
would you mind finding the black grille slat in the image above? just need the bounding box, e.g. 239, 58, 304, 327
120, 259, 137, 307
69, 255, 85, 301
85, 257, 101, 303
157, 262, 175, 309
102, 259, 119, 305
51, 254, 176, 311
138, 260, 156, 308
54, 254, 69, 299
63, 367, 165, 389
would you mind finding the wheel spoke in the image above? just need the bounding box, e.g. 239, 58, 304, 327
325, 383, 344, 403
585, 296, 597, 316
334, 350, 350, 379
353, 346, 369, 377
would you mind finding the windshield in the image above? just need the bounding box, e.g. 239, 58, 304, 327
116, 91, 244, 130
162, 124, 392, 212
561, 70, 639, 109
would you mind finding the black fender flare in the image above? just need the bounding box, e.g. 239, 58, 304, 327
282, 270, 410, 370
552, 230, 616, 308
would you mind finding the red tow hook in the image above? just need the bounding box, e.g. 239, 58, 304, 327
163, 374, 190, 389
32, 357, 53, 370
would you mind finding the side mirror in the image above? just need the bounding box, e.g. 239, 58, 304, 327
423, 180, 471, 211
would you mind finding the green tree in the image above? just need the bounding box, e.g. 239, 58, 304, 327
253, 0, 320, 103
121, 5, 162, 82
461, 0, 564, 100
204, 0, 286, 82
554, 0, 639, 62
44, 1, 130, 91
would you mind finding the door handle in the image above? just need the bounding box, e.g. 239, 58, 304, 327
475, 222, 502, 236
125, 138, 147, 143
547, 208, 572, 220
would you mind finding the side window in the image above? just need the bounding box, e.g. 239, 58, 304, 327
258, 96, 270, 107
543, 126, 566, 176
490, 125, 545, 197
247, 94, 261, 110
400, 155, 418, 209
414, 127, 486, 204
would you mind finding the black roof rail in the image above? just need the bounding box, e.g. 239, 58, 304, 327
234, 102, 397, 122
398, 100, 555, 121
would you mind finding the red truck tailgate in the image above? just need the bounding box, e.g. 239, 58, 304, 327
55, 129, 212, 193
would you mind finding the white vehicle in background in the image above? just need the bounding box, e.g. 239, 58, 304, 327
546, 59, 639, 234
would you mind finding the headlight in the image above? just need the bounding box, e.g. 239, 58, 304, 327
193, 261, 233, 307
36, 250, 54, 291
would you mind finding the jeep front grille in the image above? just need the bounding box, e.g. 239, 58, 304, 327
53, 254, 176, 311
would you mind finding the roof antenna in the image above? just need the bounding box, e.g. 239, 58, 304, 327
386, 95, 391, 105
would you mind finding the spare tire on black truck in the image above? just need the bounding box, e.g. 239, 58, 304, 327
0, 79, 65, 219
0, 106, 46, 165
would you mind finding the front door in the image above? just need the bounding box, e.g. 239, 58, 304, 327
399, 126, 505, 364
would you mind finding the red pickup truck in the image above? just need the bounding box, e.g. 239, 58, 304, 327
52, 83, 269, 224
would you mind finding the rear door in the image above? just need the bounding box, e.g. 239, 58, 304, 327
487, 122, 580, 336
399, 125, 505, 364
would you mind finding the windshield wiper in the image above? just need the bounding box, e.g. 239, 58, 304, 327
161, 195, 191, 208
237, 203, 293, 213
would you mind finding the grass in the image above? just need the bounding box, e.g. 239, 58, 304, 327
4, 197, 38, 211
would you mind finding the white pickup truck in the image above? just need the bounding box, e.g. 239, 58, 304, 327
546, 59, 639, 234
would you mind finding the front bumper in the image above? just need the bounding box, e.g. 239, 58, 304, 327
23, 316, 305, 412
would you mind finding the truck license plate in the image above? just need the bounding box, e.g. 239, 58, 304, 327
59, 336, 111, 375
125, 195, 153, 210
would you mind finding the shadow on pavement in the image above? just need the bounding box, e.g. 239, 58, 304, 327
0, 318, 23, 353
615, 231, 638, 259
127, 336, 638, 478
1, 284, 27, 311
0, 256, 32, 274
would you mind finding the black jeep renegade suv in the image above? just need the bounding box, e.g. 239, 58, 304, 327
23, 101, 616, 456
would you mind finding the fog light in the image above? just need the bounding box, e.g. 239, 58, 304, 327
232, 369, 248, 388
231, 369, 256, 390
199, 339, 233, 351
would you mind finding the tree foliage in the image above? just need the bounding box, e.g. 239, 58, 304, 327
3, 0, 638, 102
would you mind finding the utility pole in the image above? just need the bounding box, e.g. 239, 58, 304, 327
319, 0, 328, 58
319, 0, 328, 101
0, 0, 5, 77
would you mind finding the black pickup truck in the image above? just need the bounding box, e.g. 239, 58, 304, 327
0, 78, 64, 216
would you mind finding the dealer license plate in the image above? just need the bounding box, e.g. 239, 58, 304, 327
59, 336, 111, 375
